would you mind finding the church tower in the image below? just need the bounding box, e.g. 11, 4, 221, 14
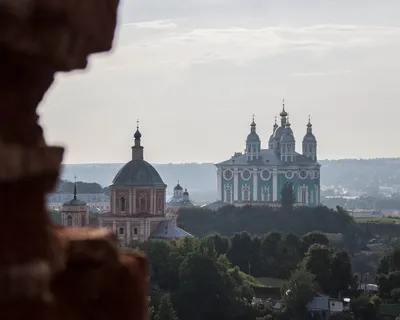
245, 115, 261, 162
280, 117, 296, 162
302, 116, 317, 161
60, 178, 89, 227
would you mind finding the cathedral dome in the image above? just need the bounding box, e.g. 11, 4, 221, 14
174, 183, 183, 191
112, 160, 166, 187
281, 121, 295, 143
303, 133, 316, 143
246, 132, 260, 143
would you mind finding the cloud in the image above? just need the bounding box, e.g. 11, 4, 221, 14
96, 22, 400, 71
290, 70, 353, 77
123, 19, 177, 30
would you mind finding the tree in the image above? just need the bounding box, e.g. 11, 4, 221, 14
282, 267, 317, 319
329, 250, 353, 297
173, 252, 238, 320
280, 183, 296, 210
301, 231, 330, 253
154, 294, 179, 320
303, 244, 332, 294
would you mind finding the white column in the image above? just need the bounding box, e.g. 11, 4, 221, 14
112, 220, 116, 233
153, 189, 157, 214
272, 168, 278, 201
140, 220, 145, 241
217, 169, 222, 201
252, 168, 258, 201
233, 168, 239, 201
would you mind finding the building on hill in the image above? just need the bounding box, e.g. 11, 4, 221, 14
214, 101, 321, 206
98, 122, 189, 247
166, 182, 195, 214
60, 180, 90, 227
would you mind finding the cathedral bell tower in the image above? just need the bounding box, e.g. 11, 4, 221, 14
245, 115, 261, 162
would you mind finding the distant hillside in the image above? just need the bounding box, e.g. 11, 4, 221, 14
61, 158, 400, 201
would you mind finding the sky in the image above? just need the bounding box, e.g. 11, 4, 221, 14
39, 0, 400, 164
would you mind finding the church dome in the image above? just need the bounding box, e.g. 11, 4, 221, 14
273, 126, 285, 141
112, 160, 166, 187
246, 132, 260, 143
174, 183, 183, 191
303, 133, 316, 143
281, 121, 295, 143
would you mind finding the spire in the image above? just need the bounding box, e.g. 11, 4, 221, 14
132, 119, 144, 160
307, 115, 312, 130
73, 175, 77, 200
273, 115, 278, 131
250, 114, 256, 133
280, 99, 288, 117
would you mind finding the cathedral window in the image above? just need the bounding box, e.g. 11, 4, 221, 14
118, 227, 124, 235
133, 228, 138, 235
120, 197, 126, 212
242, 185, 250, 201
157, 196, 163, 212
282, 145, 286, 153
301, 189, 307, 204
224, 184, 233, 203
243, 189, 250, 201
261, 169, 271, 181
261, 188, 270, 201
67, 215, 72, 226
309, 145, 313, 152
241, 169, 251, 181
224, 169, 233, 180
139, 195, 147, 212
288, 145, 291, 153
310, 190, 314, 204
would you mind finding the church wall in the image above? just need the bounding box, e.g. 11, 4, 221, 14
155, 188, 165, 213
135, 188, 151, 213
238, 168, 253, 201
257, 169, 273, 201
115, 189, 130, 213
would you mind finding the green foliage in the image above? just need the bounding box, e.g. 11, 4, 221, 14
280, 182, 296, 210
154, 294, 179, 320
178, 204, 366, 253
282, 267, 317, 318
377, 247, 400, 300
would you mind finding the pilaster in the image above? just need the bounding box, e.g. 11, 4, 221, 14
233, 168, 239, 201
272, 168, 278, 201
252, 168, 258, 201
217, 168, 222, 201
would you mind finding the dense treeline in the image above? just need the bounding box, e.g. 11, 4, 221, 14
177, 205, 367, 253
54, 179, 109, 195
138, 231, 355, 320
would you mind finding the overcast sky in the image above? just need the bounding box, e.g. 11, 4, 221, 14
40, 0, 400, 164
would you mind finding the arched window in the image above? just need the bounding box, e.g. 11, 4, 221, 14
282, 145, 286, 153
243, 189, 250, 201
261, 189, 269, 201
310, 190, 314, 204
120, 197, 126, 212
157, 196, 163, 212
225, 186, 232, 203
301, 189, 307, 204
140, 196, 147, 212
67, 215, 72, 226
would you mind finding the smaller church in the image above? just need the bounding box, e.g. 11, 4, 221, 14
98, 122, 192, 246
166, 182, 195, 214
60, 181, 90, 227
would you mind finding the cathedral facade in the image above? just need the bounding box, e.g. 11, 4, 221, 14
215, 103, 320, 206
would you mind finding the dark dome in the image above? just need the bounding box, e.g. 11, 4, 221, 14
134, 129, 142, 139
303, 133, 317, 143
246, 132, 260, 143
112, 160, 166, 187
174, 183, 183, 191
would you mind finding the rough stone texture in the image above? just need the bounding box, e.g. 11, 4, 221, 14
0, 1, 149, 319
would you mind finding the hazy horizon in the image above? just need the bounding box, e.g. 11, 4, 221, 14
40, 0, 400, 164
